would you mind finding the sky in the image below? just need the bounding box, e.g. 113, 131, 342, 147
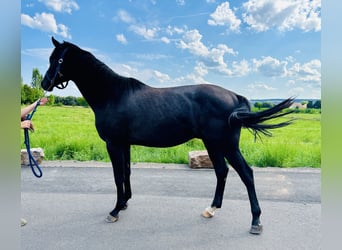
21, 0, 321, 99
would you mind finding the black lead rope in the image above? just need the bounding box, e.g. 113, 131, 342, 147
24, 100, 43, 178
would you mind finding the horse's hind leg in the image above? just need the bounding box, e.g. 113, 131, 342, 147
201, 146, 229, 218
225, 148, 263, 234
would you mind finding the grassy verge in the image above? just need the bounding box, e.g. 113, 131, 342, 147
21, 106, 321, 168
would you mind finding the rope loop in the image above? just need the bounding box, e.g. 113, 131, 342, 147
24, 100, 43, 178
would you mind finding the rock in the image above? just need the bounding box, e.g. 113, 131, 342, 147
188, 150, 213, 169
21, 147, 45, 166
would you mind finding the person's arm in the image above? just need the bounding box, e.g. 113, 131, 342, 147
21, 97, 48, 121
21, 101, 39, 121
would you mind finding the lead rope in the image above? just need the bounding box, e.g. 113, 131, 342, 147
24, 99, 43, 178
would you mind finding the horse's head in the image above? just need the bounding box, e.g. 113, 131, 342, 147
41, 37, 73, 91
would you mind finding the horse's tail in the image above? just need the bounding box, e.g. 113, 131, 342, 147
228, 97, 295, 138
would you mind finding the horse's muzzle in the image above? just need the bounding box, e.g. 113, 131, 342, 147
41, 75, 55, 91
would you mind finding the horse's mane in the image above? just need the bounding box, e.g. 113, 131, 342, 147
67, 42, 146, 92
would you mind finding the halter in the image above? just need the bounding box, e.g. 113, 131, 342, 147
45, 47, 70, 90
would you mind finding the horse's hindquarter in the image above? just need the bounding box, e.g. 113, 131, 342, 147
126, 85, 240, 147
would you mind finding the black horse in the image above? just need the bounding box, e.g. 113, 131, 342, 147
41, 37, 294, 234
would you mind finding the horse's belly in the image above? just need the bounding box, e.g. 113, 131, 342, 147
129, 126, 195, 147
131, 137, 193, 148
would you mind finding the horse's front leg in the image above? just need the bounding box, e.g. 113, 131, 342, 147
201, 148, 228, 218
105, 142, 129, 223
122, 146, 132, 209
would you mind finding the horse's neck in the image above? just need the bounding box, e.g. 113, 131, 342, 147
71, 53, 145, 109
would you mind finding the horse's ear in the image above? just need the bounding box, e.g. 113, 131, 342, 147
51, 36, 60, 47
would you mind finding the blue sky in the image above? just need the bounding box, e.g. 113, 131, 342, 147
21, 0, 321, 99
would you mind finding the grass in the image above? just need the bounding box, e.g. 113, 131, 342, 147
21, 106, 321, 168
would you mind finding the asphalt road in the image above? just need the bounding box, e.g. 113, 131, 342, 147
21, 161, 321, 250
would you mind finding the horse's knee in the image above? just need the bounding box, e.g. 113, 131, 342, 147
214, 165, 229, 178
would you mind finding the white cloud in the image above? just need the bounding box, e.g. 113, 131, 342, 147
253, 56, 288, 77
38, 0, 79, 14
161, 36, 170, 44
177, 29, 239, 76
165, 25, 186, 36
178, 29, 209, 57
248, 82, 276, 91
153, 70, 171, 83
246, 82, 278, 99
117, 9, 135, 24
288, 59, 321, 84
194, 62, 208, 77
107, 62, 171, 87
242, 0, 321, 32
176, 0, 186, 6
135, 53, 170, 60
129, 24, 159, 40
231, 59, 250, 76
173, 26, 186, 34
21, 12, 71, 38
116, 34, 128, 44
208, 2, 241, 32
57, 23, 71, 39
116, 10, 161, 41
217, 44, 238, 56
174, 73, 212, 86
110, 63, 137, 78
279, 0, 321, 32
21, 48, 53, 59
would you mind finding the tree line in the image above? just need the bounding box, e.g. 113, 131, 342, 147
254, 100, 321, 109
21, 68, 88, 107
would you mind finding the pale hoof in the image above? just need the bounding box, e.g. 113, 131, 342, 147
105, 215, 119, 223
201, 207, 216, 218
249, 224, 263, 235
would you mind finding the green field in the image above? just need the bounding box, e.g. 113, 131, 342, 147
21, 106, 321, 168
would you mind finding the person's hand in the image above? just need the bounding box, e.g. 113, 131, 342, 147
39, 97, 49, 105
21, 120, 34, 132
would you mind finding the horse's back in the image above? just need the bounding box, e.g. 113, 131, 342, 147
188, 84, 248, 114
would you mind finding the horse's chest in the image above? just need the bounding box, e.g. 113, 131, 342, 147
95, 115, 127, 141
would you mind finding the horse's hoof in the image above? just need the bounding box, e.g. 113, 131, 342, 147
249, 224, 263, 235
201, 207, 216, 218
105, 215, 119, 223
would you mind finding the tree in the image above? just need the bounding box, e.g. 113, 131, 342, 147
21, 84, 34, 104
47, 95, 55, 105
307, 100, 314, 109
63, 96, 77, 106
307, 100, 321, 109
254, 102, 262, 110
76, 97, 88, 107
31, 68, 43, 89
21, 68, 45, 104
31, 68, 44, 98
313, 100, 321, 109
261, 102, 273, 108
